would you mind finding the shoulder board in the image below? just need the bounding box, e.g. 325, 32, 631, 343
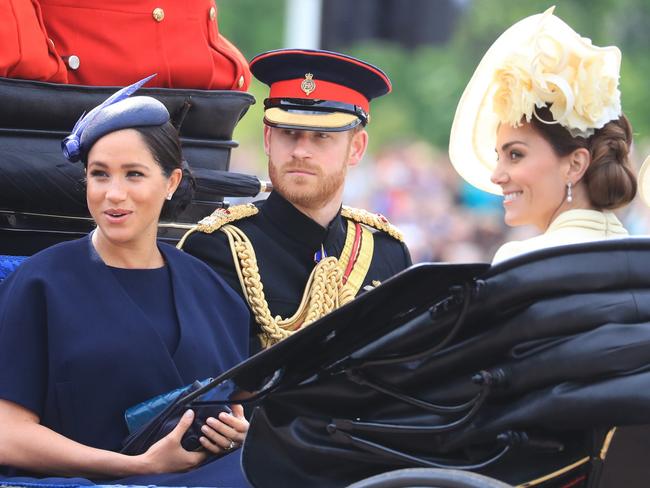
341, 206, 404, 242
195, 203, 259, 234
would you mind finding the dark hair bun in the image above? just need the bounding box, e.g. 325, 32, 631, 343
584, 115, 636, 210
531, 108, 636, 210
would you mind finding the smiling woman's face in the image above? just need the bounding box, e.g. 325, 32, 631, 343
491, 122, 572, 231
86, 128, 176, 250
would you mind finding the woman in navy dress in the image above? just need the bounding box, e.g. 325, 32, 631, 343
0, 77, 250, 486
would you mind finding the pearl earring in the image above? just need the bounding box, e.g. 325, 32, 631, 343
566, 182, 573, 203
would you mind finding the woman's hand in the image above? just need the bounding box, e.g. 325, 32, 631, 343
139, 409, 207, 474
0, 401, 209, 478
198, 404, 249, 454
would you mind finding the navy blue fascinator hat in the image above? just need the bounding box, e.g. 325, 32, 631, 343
62, 74, 169, 163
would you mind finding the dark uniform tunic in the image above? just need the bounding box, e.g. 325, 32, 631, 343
182, 191, 412, 354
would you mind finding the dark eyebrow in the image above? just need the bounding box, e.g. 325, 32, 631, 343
121, 163, 149, 170
87, 161, 107, 168
500, 140, 528, 151
87, 161, 149, 170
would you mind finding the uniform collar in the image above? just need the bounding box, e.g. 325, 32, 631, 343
261, 191, 346, 250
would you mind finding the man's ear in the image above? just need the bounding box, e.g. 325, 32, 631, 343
347, 128, 368, 168
567, 147, 591, 184
263, 125, 272, 156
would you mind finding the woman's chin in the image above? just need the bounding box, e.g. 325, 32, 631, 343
503, 212, 522, 227
97, 227, 135, 246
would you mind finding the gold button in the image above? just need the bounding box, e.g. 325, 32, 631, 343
152, 7, 165, 22
237, 75, 244, 88
209, 6, 216, 21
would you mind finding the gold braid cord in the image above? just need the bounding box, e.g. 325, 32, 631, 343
196, 204, 259, 233
176, 204, 259, 249
341, 206, 404, 242
220, 224, 355, 348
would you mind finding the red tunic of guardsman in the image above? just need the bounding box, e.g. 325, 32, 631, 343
1, 0, 251, 90
0, 0, 67, 83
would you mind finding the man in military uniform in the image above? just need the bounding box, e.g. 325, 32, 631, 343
180, 49, 411, 353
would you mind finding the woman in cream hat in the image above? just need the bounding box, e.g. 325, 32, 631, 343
449, 7, 636, 264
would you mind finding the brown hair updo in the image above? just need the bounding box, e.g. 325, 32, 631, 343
530, 105, 636, 210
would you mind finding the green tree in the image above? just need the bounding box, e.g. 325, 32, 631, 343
219, 0, 650, 153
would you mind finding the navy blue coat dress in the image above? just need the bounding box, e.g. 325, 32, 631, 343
0, 234, 249, 487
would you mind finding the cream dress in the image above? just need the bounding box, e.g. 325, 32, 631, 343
492, 209, 629, 264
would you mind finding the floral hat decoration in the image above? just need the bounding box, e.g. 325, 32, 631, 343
448, 6, 622, 194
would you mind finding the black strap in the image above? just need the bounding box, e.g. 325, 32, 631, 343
354, 282, 474, 368
329, 428, 512, 471
345, 368, 490, 415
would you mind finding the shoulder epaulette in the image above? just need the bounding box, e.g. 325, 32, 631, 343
195, 203, 259, 234
341, 206, 404, 242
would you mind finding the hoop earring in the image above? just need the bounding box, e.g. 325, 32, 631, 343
566, 182, 573, 203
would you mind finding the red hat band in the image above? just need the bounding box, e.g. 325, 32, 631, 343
269, 77, 370, 114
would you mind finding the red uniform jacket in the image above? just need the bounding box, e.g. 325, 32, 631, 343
0, 0, 67, 83
1, 0, 251, 90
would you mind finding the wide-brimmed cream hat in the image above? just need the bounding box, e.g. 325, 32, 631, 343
448, 7, 622, 195
639, 156, 650, 207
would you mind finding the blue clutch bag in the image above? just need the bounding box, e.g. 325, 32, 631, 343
122, 378, 233, 454
124, 378, 213, 434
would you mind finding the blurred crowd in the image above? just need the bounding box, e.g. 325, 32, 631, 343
230, 139, 650, 264
344, 141, 520, 263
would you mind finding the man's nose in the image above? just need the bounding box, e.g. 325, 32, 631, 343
291, 133, 313, 159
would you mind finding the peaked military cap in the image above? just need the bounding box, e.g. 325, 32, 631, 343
250, 48, 391, 132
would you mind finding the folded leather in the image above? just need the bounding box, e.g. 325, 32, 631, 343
0, 77, 255, 222
239, 239, 650, 487
0, 76, 254, 139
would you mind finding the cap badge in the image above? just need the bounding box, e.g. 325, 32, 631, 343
301, 73, 316, 95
